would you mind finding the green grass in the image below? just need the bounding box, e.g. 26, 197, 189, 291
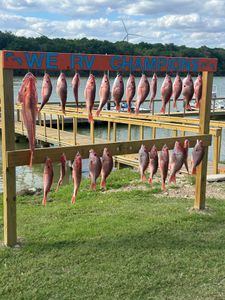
1, 169, 225, 299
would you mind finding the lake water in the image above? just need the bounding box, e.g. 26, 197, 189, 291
0, 75, 224, 192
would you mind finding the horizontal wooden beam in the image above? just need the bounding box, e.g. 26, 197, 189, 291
2, 50, 218, 72
7, 134, 212, 168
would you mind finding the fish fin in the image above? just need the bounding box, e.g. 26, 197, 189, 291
173, 101, 177, 109
116, 104, 120, 112
29, 150, 33, 168
100, 180, 106, 189
160, 106, 165, 114
185, 104, 192, 110
161, 182, 166, 191
195, 101, 200, 109
71, 195, 76, 204
148, 177, 153, 185
42, 195, 47, 206
88, 113, 93, 123
169, 175, 176, 184
96, 110, 100, 117
90, 182, 96, 191
141, 175, 146, 182
192, 167, 196, 175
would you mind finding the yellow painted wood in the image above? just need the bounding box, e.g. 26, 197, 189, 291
7, 134, 212, 167
61, 115, 64, 131
90, 121, 95, 144
38, 112, 41, 126
128, 124, 131, 141
152, 127, 156, 139
172, 130, 177, 137
140, 126, 144, 140
108, 121, 111, 142
0, 62, 17, 246
57, 115, 60, 145
73, 117, 77, 145
213, 135, 219, 174
194, 71, 213, 210
113, 122, 117, 142
43, 113, 46, 140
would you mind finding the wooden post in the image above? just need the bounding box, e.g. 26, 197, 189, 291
140, 126, 144, 140
218, 128, 222, 164
213, 135, 219, 174
43, 113, 46, 141
128, 124, 131, 141
152, 127, 156, 139
172, 129, 177, 137
0, 64, 17, 246
38, 112, 42, 126
90, 121, 95, 144
113, 122, 117, 142
108, 121, 111, 142
61, 115, 64, 131
194, 71, 213, 209
73, 117, 77, 145
50, 114, 52, 128
57, 115, 60, 145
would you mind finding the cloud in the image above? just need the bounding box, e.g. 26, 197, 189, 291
0, 0, 224, 48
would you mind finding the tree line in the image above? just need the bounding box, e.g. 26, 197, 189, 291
0, 31, 224, 76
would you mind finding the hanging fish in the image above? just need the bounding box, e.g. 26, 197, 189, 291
112, 73, 124, 112
159, 144, 169, 190
39, 73, 52, 112
42, 157, 54, 205
194, 74, 202, 109
72, 72, 80, 109
55, 153, 67, 192
172, 74, 182, 109
182, 73, 194, 110
169, 141, 185, 184
96, 74, 110, 116
125, 74, 136, 113
149, 145, 158, 185
71, 152, 82, 204
149, 73, 157, 111
89, 149, 102, 190
84, 74, 96, 122
160, 74, 173, 114
101, 147, 113, 189
19, 72, 38, 167
138, 144, 149, 181
183, 139, 189, 174
56, 72, 67, 114
191, 140, 205, 175
135, 74, 150, 114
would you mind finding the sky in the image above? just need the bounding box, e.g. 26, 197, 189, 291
0, 0, 224, 48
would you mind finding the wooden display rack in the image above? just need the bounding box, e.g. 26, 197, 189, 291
0, 50, 217, 246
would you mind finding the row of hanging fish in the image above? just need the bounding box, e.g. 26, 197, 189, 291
139, 139, 204, 191
39, 72, 202, 119
42, 147, 113, 205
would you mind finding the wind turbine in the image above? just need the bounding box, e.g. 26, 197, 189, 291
121, 19, 145, 42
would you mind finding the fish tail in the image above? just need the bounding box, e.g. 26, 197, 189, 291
96, 109, 100, 117
116, 104, 120, 112
148, 177, 153, 185
62, 106, 66, 115
71, 195, 76, 204
161, 182, 166, 191
160, 106, 165, 114
192, 167, 197, 175
88, 113, 93, 123
90, 182, 96, 191
195, 101, 200, 109
29, 150, 33, 168
135, 107, 139, 115
185, 104, 192, 110
127, 105, 131, 113
169, 174, 176, 184
42, 194, 47, 206
173, 100, 177, 109
100, 179, 106, 189
55, 179, 62, 192
141, 175, 146, 182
